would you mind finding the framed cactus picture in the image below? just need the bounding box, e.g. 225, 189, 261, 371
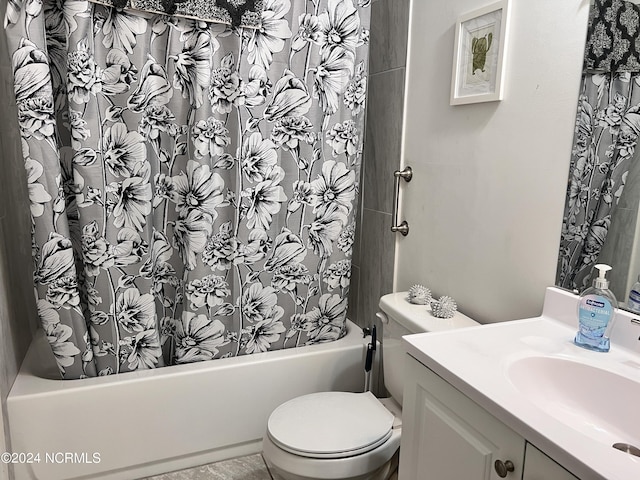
450, 0, 510, 105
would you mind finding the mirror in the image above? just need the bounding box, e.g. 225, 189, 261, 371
556, 0, 640, 312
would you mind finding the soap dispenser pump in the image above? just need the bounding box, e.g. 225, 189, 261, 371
575, 264, 617, 352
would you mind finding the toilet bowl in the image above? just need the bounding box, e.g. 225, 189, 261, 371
262, 292, 479, 480
263, 391, 401, 480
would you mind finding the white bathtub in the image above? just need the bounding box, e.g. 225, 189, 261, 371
7, 320, 366, 480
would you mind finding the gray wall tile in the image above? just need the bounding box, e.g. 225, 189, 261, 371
347, 265, 361, 327
354, 0, 409, 327
358, 209, 395, 328
352, 175, 363, 267
363, 68, 406, 214
598, 206, 637, 302
369, 0, 411, 74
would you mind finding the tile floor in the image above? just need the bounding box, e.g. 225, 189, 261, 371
143, 454, 274, 480
142, 453, 399, 480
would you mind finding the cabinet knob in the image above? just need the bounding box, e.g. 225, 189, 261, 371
494, 459, 515, 477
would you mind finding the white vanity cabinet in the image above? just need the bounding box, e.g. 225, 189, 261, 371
399, 355, 525, 480
522, 444, 579, 480
400, 355, 580, 480
399, 287, 640, 479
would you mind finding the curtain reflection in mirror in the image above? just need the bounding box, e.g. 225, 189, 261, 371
557, 0, 640, 291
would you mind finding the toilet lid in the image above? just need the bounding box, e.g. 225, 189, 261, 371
267, 391, 394, 459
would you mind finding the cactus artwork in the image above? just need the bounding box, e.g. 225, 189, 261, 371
451, 3, 506, 104
471, 33, 493, 74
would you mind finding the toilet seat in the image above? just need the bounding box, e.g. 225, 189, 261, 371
267, 391, 394, 459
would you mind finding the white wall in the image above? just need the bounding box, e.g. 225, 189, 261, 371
396, 0, 590, 323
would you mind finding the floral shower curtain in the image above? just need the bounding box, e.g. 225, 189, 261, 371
556, 0, 640, 291
4, 0, 370, 379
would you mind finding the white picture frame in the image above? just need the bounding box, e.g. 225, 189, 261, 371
450, 0, 510, 105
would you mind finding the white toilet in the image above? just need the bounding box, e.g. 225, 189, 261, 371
262, 292, 479, 480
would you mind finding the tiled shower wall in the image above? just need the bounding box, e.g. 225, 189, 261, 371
348, 0, 410, 329
598, 155, 640, 303
0, 11, 39, 479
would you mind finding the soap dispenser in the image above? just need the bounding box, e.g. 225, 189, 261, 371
575, 264, 617, 352
628, 275, 640, 314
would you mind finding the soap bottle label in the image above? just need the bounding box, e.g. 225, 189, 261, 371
629, 289, 640, 313
575, 295, 612, 350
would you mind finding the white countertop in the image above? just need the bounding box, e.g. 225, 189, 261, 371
402, 287, 640, 480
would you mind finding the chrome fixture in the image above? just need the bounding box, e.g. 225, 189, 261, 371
613, 443, 640, 458
391, 166, 412, 236
632, 318, 640, 340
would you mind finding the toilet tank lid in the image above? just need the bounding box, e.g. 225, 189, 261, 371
379, 292, 480, 333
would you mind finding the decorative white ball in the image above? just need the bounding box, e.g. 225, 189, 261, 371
407, 284, 432, 305
430, 296, 457, 319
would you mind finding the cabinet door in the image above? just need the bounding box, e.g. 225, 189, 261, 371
399, 356, 525, 480
523, 443, 579, 480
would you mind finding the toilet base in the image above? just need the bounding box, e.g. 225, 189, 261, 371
262, 427, 401, 480
265, 451, 399, 480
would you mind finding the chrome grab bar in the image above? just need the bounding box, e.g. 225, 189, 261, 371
391, 166, 412, 236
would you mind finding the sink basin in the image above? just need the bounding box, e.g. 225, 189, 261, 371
507, 356, 640, 446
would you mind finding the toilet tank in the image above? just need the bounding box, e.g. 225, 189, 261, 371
378, 292, 479, 406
